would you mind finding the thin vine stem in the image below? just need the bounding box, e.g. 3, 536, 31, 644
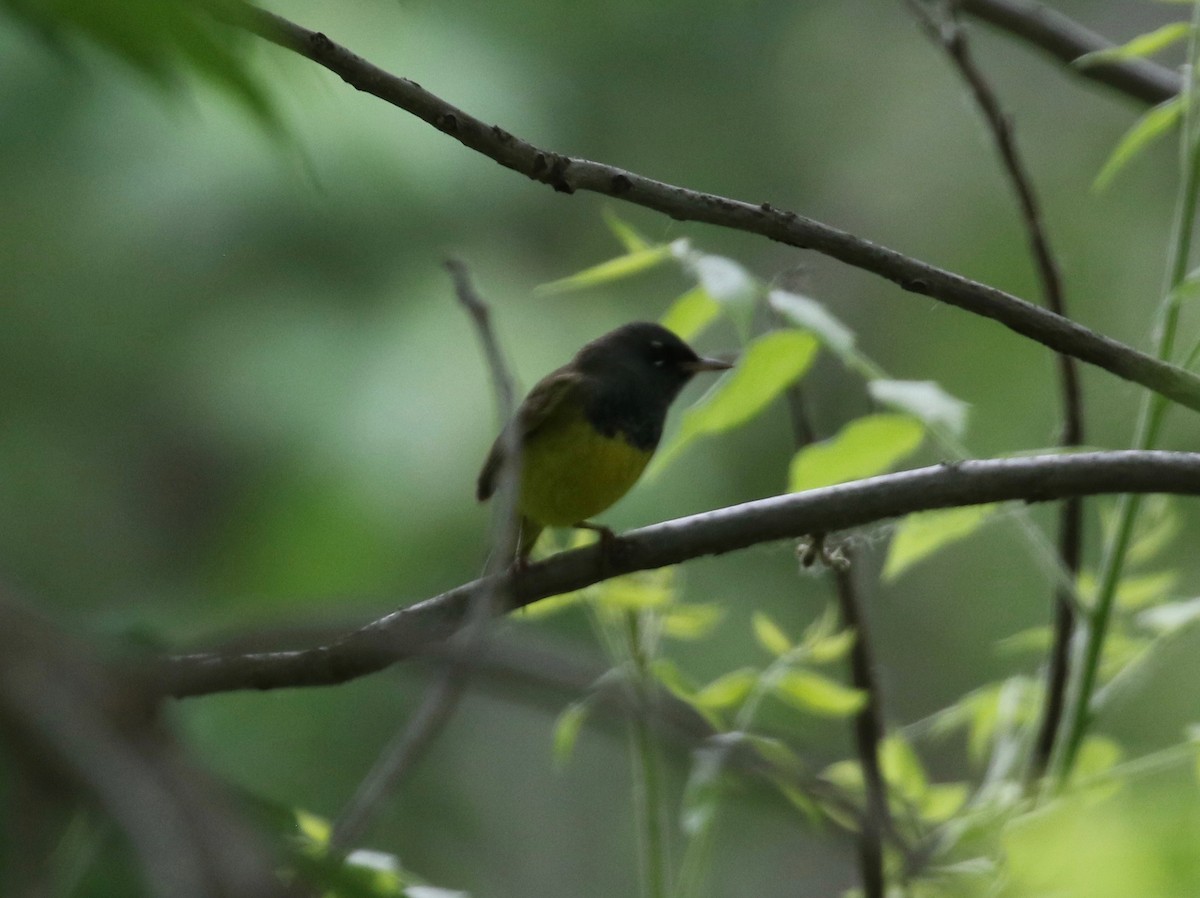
1056, 3, 1200, 780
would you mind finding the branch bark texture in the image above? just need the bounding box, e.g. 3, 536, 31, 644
961, 0, 1180, 105
227, 6, 1200, 414
162, 451, 1200, 699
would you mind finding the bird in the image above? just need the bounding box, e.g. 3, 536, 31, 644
477, 321, 732, 563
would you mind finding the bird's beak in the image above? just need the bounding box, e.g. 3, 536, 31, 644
682, 356, 734, 373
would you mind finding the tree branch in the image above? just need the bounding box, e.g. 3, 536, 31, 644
960, 0, 1180, 105
330, 261, 519, 851
222, 5, 1200, 413
830, 550, 891, 898
908, 0, 1084, 793
160, 450, 1200, 699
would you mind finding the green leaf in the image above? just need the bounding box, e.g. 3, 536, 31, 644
602, 209, 651, 252
1074, 22, 1191, 67
745, 734, 806, 776
594, 570, 677, 610
822, 759, 865, 794
660, 286, 722, 342
648, 329, 819, 476
883, 504, 1000, 581
553, 701, 591, 768
675, 250, 759, 339
753, 611, 793, 656
788, 413, 924, 491
805, 628, 857, 664
7, 0, 281, 127
1127, 495, 1181, 564
661, 603, 725, 640
296, 809, 333, 847
1114, 570, 1179, 609
1070, 736, 1124, 787
1094, 97, 1182, 192
868, 379, 969, 437
694, 668, 759, 710
684, 253, 759, 306
516, 589, 587, 619
997, 626, 1053, 656
920, 783, 969, 823
534, 244, 674, 294
773, 670, 866, 717
1137, 597, 1200, 633
681, 736, 737, 835
767, 289, 856, 355
879, 734, 928, 802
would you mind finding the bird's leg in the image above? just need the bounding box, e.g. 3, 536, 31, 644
573, 521, 627, 574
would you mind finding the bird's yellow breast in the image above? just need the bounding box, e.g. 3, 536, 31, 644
518, 407, 652, 528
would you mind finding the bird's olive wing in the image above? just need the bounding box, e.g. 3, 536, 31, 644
476, 370, 583, 502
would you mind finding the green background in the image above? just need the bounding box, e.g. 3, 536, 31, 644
3, 1, 1200, 895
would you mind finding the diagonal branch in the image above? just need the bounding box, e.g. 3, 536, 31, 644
907, 0, 1084, 793
221, 5, 1200, 413
329, 262, 520, 850
960, 0, 1179, 105
160, 450, 1200, 699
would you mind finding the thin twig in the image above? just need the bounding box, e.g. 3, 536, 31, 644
960, 0, 1180, 105
329, 262, 520, 850
905, 0, 1084, 790
159, 450, 1200, 699
771, 325, 889, 897
829, 550, 891, 898
217, 4, 1200, 413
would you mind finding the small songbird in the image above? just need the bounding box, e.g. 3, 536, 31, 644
477, 321, 732, 562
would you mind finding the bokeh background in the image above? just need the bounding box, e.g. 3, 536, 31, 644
4, 1, 1200, 895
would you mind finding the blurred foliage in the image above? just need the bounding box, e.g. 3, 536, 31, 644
6, 0, 1200, 897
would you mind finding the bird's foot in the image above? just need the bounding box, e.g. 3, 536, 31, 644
574, 521, 627, 574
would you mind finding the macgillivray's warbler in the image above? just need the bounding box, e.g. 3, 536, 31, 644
477, 321, 732, 562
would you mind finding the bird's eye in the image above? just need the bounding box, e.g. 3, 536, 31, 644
648, 340, 667, 366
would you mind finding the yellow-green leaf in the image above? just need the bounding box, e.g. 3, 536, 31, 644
295, 809, 332, 847
602, 208, 651, 252
868, 379, 969, 437
767, 289, 856, 355
662, 603, 725, 640
1114, 570, 1179, 610
880, 734, 928, 802
1074, 22, 1191, 67
535, 244, 674, 294
753, 611, 793, 656
518, 589, 587, 619
773, 670, 866, 717
788, 413, 924, 491
553, 701, 590, 768
694, 668, 759, 710
594, 571, 677, 610
883, 504, 1000, 581
1070, 735, 1124, 789
652, 658, 695, 698
822, 759, 865, 794
920, 783, 969, 823
649, 329, 819, 476
661, 286, 721, 342
1094, 96, 1182, 192
1127, 496, 1180, 564
805, 628, 857, 664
